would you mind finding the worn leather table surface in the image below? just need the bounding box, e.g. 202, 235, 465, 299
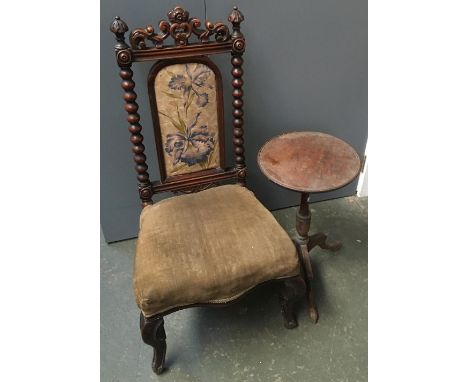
257, 131, 361, 193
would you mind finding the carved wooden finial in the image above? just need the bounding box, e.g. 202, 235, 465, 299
228, 6, 244, 24
110, 16, 129, 50
228, 6, 244, 38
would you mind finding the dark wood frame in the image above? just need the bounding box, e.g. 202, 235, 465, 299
147, 56, 226, 182
110, 6, 305, 375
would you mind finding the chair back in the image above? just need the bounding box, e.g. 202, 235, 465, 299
110, 6, 246, 206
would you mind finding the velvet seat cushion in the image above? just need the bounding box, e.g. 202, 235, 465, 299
134, 184, 300, 317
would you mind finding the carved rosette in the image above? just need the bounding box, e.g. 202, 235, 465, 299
129, 5, 231, 49
117, 49, 133, 66
168, 5, 189, 22
232, 38, 245, 53
139, 185, 154, 206
236, 169, 247, 181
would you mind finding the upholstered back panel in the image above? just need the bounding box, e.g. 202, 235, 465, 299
151, 61, 222, 178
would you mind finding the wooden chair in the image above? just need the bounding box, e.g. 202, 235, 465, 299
109, 6, 306, 375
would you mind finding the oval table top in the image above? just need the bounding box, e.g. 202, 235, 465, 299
257, 131, 361, 193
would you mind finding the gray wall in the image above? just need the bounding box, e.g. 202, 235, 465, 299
101, 0, 368, 242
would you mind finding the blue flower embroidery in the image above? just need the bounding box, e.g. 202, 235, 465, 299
164, 112, 215, 167
168, 64, 212, 109
161, 64, 217, 172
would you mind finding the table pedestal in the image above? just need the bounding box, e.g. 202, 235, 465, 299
293, 192, 342, 323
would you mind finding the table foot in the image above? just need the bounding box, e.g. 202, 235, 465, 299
308, 306, 319, 323
307, 232, 342, 252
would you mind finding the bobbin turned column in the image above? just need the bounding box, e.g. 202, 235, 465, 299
228, 7, 246, 186
110, 16, 153, 207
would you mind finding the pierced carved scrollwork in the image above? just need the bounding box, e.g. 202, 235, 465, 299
129, 5, 231, 50
192, 20, 230, 43
130, 23, 170, 50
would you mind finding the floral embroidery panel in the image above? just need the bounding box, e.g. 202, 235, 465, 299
154, 63, 220, 177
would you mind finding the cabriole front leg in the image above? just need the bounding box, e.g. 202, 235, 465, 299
140, 313, 167, 375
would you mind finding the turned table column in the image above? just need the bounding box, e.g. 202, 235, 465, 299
293, 192, 319, 321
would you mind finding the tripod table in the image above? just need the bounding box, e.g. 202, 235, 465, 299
258, 131, 361, 322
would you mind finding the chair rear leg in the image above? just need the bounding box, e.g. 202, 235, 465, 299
278, 276, 306, 329
140, 313, 167, 375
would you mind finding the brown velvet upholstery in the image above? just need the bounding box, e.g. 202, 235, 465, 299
134, 184, 300, 317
